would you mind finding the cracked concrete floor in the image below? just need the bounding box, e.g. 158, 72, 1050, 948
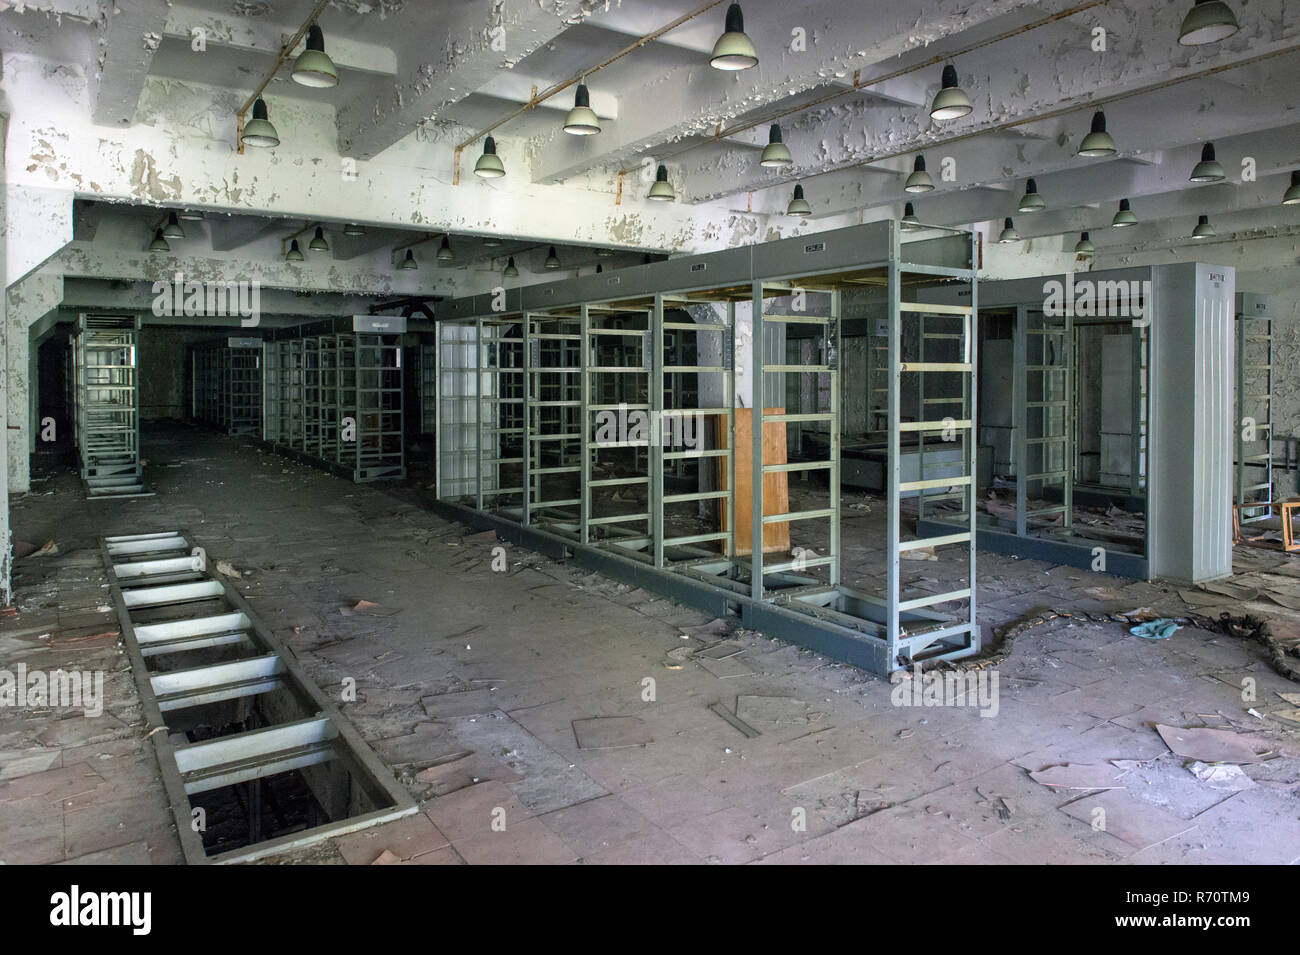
2, 424, 1299, 865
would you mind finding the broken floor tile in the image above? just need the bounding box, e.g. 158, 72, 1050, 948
1059, 789, 1197, 850
572, 716, 653, 750
1155, 723, 1270, 764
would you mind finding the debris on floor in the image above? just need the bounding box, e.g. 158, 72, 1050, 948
1059, 789, 1197, 850
1187, 761, 1255, 791
735, 695, 822, 725
341, 599, 400, 617
1129, 618, 1181, 640
1155, 724, 1270, 764
708, 701, 762, 738
1028, 764, 1126, 791
572, 716, 653, 750
14, 540, 59, 559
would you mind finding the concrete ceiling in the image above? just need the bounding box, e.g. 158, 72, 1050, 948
3, 0, 1297, 266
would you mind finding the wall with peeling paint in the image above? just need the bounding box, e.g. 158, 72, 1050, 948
5, 269, 62, 492
1, 51, 770, 283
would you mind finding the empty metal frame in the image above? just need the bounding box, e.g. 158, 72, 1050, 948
1016, 307, 1073, 537
191, 337, 263, 436
1235, 293, 1274, 534
72, 314, 149, 498
261, 317, 406, 482
919, 269, 1152, 578
100, 531, 415, 864
436, 222, 980, 675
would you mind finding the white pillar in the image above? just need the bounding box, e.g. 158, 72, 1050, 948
1149, 262, 1236, 583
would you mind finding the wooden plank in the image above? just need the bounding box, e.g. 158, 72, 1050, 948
721, 408, 790, 556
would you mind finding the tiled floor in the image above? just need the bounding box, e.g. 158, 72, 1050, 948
2, 425, 1298, 865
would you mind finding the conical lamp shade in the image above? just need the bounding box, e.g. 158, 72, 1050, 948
930, 64, 972, 121
904, 155, 934, 193
787, 184, 811, 216
564, 84, 601, 135
474, 136, 505, 178
1112, 199, 1137, 227
242, 98, 279, 148
1078, 111, 1116, 157
1179, 0, 1239, 46
292, 24, 338, 88
710, 3, 758, 71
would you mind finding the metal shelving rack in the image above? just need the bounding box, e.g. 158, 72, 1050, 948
72, 314, 148, 498
261, 318, 406, 483
191, 337, 262, 436
420, 343, 438, 435
1235, 293, 1274, 533
1015, 307, 1073, 537
261, 339, 286, 446
524, 311, 583, 530
919, 267, 1161, 579
347, 331, 406, 481
435, 222, 979, 675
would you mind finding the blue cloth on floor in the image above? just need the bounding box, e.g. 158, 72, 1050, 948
1129, 618, 1181, 640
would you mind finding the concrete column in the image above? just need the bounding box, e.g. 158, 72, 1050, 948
1149, 262, 1236, 583
0, 171, 7, 606
4, 270, 62, 494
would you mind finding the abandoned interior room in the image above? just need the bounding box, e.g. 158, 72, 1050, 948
1, 0, 1299, 880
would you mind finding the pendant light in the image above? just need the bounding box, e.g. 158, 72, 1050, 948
1074, 232, 1095, 255
786, 184, 811, 216
1189, 142, 1226, 182
503, 256, 519, 278
1191, 214, 1216, 239
648, 165, 676, 201
760, 125, 793, 168
399, 249, 417, 269
596, 263, 604, 273
1018, 178, 1046, 212
1077, 111, 1116, 158
929, 65, 972, 121
544, 246, 561, 270
1111, 198, 1137, 227
474, 136, 505, 178
343, 224, 366, 236
564, 83, 601, 135
901, 202, 921, 230
148, 229, 170, 253
309, 226, 329, 252
292, 24, 338, 88
286, 239, 304, 262
997, 217, 1020, 243
1179, 0, 1240, 46
1283, 171, 1300, 206
904, 156, 934, 193
437, 235, 455, 262
241, 98, 279, 148
162, 211, 185, 239
710, 3, 758, 71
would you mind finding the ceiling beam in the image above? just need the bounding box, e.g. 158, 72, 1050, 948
335, 1, 586, 162
161, 3, 398, 77
88, 0, 172, 126
528, 0, 1046, 185
674, 0, 1300, 206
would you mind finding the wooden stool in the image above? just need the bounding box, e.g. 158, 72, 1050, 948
1283, 499, 1300, 553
